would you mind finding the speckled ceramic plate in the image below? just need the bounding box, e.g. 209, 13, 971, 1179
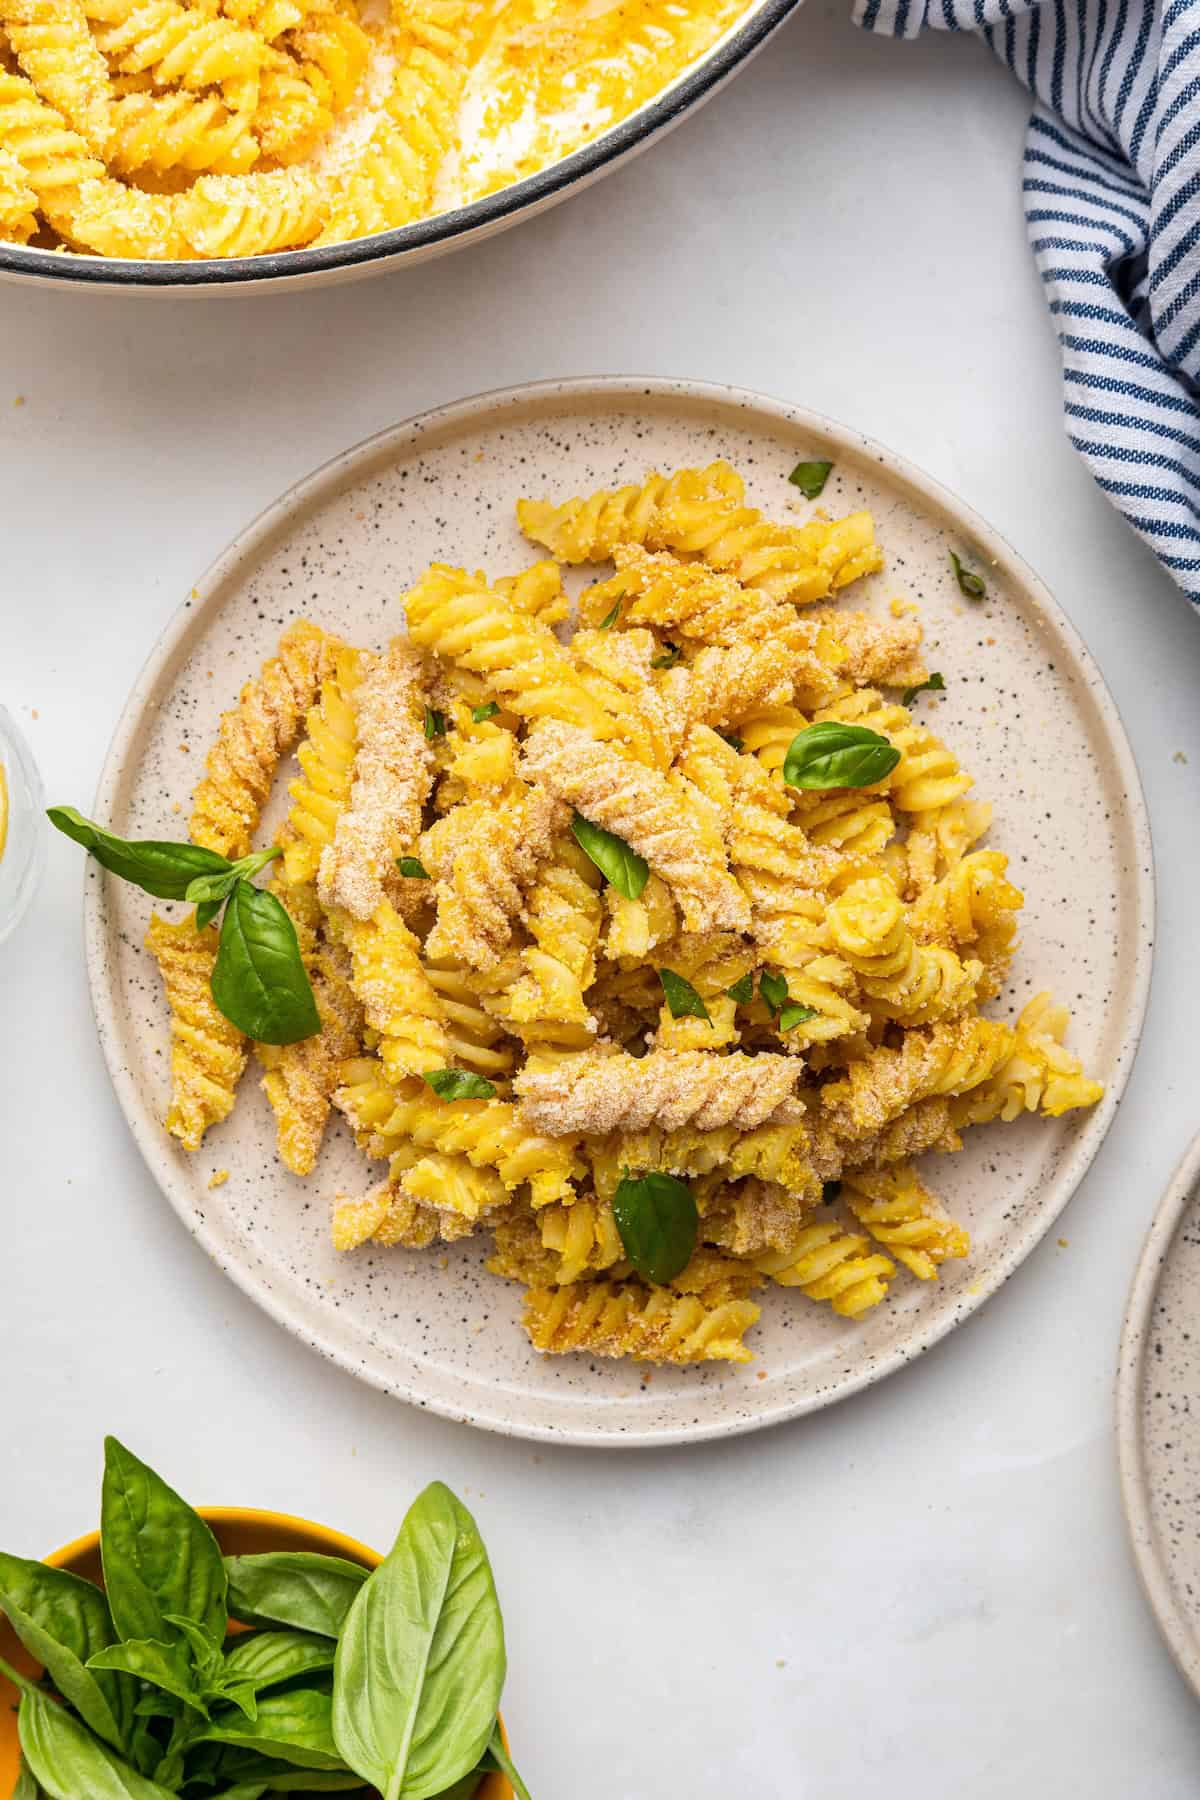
1117, 1131, 1200, 1695
86, 377, 1153, 1447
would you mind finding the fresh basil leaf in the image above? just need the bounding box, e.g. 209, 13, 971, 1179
758, 970, 788, 1017
470, 703, 499, 723
782, 723, 900, 792
224, 1555, 368, 1639
221, 1631, 337, 1694
332, 1483, 505, 1800
196, 1687, 345, 1772
788, 458, 833, 499
475, 1722, 532, 1800
100, 1436, 228, 1650
901, 672, 945, 707
612, 1170, 698, 1285
726, 972, 754, 1006
423, 708, 447, 740
596, 600, 620, 630
18, 1689, 177, 1800
88, 1638, 205, 1715
219, 1681, 260, 1725
823, 1179, 842, 1204
650, 643, 680, 670
569, 813, 648, 900
422, 1068, 496, 1102
657, 969, 711, 1025
779, 1003, 818, 1032
396, 857, 431, 880
0, 1554, 129, 1750
949, 549, 986, 600
212, 882, 321, 1045
46, 808, 231, 901
195, 898, 224, 932
718, 732, 743, 752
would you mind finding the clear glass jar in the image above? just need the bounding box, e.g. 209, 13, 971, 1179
0, 705, 45, 945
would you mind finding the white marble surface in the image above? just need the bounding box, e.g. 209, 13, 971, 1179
3, 3, 1200, 1793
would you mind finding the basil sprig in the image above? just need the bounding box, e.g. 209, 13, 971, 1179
596, 599, 621, 630
396, 856, 431, 880
726, 972, 754, 1005
2, 1441, 532, 1800
788, 458, 833, 499
949, 549, 986, 600
756, 972, 817, 1033
612, 1169, 698, 1285
423, 707, 447, 739
422, 1068, 496, 1101
570, 812, 649, 900
48, 808, 318, 1045
779, 1002, 818, 1031
651, 643, 681, 670
471, 702, 499, 723
901, 672, 945, 707
657, 968, 711, 1025
782, 723, 900, 792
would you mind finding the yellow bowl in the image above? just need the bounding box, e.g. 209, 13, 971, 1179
0, 1507, 511, 1799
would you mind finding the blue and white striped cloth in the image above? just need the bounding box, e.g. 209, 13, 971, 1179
854, 0, 1200, 602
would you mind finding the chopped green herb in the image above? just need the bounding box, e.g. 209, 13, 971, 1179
758, 970, 789, 1017
423, 707, 447, 739
719, 732, 744, 753
779, 1003, 818, 1032
422, 1069, 496, 1101
901, 672, 946, 707
726, 972, 755, 1006
788, 458, 833, 500
651, 643, 681, 670
396, 856, 431, 880
657, 968, 711, 1025
570, 812, 648, 900
471, 702, 500, 723
949, 550, 986, 601
783, 722, 900, 792
597, 600, 621, 630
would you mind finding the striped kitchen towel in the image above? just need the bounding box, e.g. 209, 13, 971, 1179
855, 0, 1200, 603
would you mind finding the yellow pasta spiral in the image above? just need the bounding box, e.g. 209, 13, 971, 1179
951, 993, 1104, 1125
522, 1277, 761, 1364
908, 848, 1023, 996
177, 165, 324, 256
423, 957, 516, 1077
85, 0, 267, 95
492, 835, 603, 1036
821, 1015, 1014, 1140
145, 912, 247, 1152
753, 1222, 894, 1317
286, 6, 368, 111
0, 67, 104, 236
518, 463, 738, 564
282, 644, 363, 888
826, 874, 982, 1025
108, 87, 257, 174
189, 618, 331, 860
1, 0, 110, 149
250, 58, 328, 161
258, 902, 362, 1176
842, 1163, 969, 1281
345, 898, 447, 1081
537, 1196, 625, 1284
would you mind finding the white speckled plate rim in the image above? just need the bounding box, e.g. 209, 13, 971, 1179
1116, 1129, 1200, 1696
84, 376, 1155, 1448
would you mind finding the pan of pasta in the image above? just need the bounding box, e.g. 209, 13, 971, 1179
81, 377, 1152, 1444
0, 0, 800, 291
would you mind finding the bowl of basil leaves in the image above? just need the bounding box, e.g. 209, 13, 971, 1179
0, 1438, 526, 1800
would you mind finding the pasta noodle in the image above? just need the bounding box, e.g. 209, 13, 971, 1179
140, 461, 1103, 1369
